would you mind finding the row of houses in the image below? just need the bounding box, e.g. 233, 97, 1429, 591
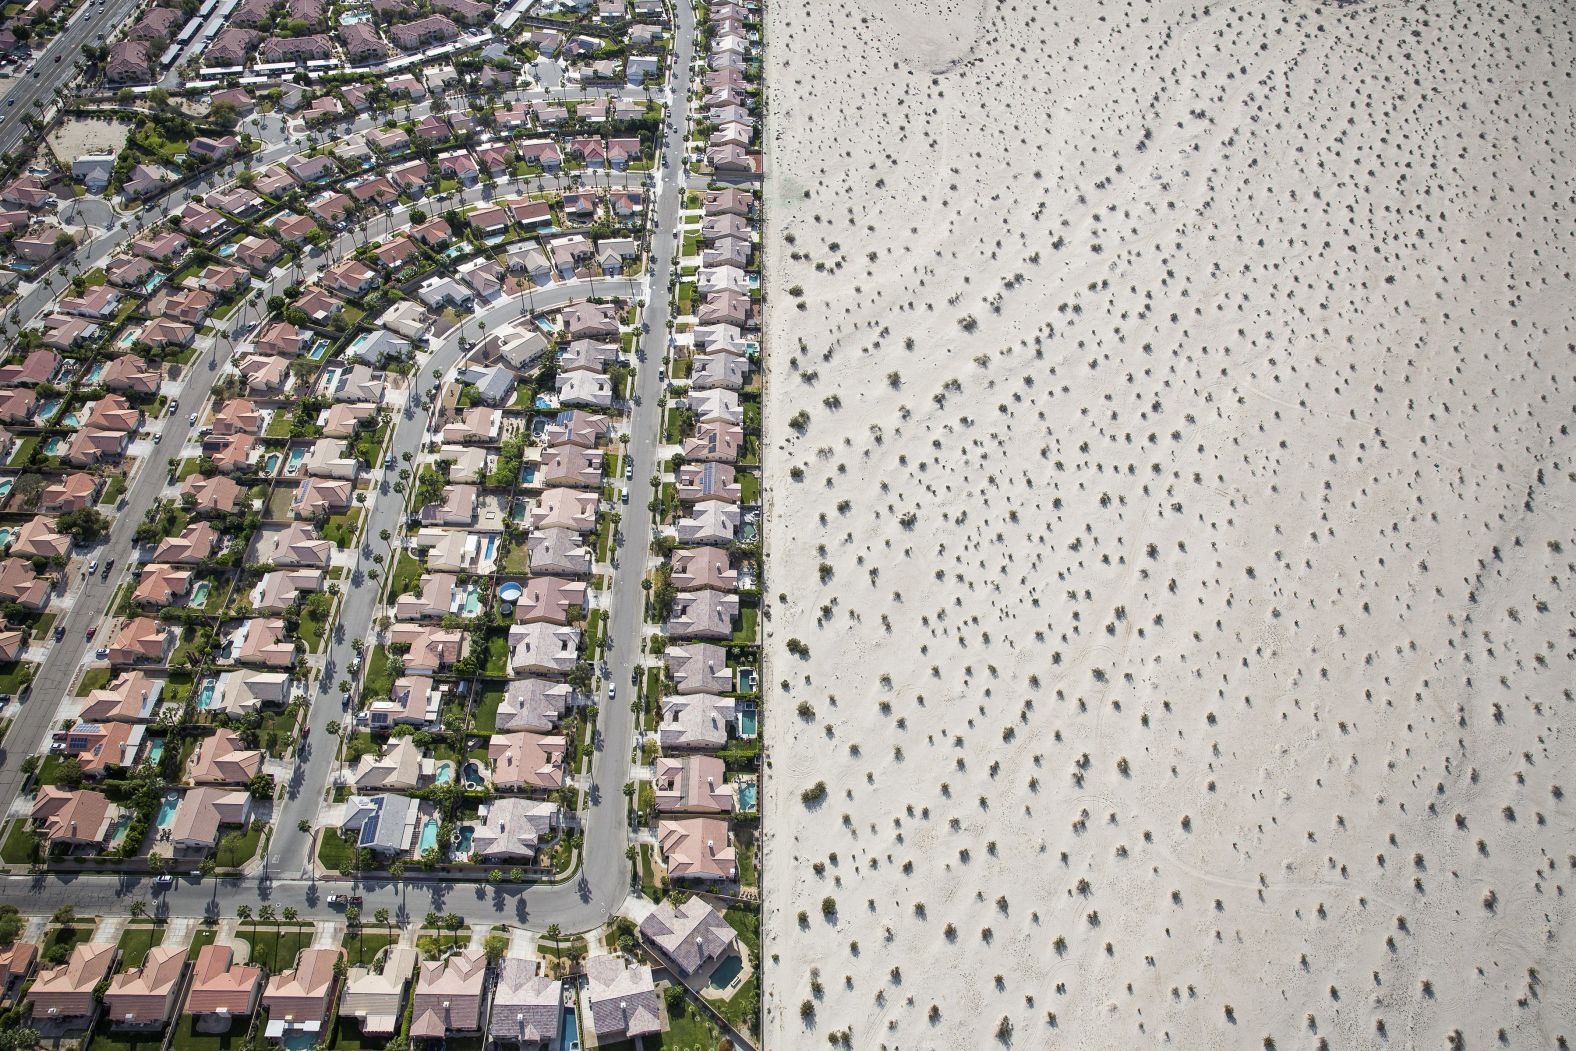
4, 928, 667, 1049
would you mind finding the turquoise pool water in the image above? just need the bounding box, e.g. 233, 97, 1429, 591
155, 793, 179, 829
736, 780, 756, 812
61, 411, 83, 428
264, 452, 282, 473
708, 953, 743, 989
561, 1007, 579, 1051
0, 528, 13, 547
461, 587, 481, 616
418, 818, 439, 853
42, 436, 65, 456
0, 479, 12, 501
85, 363, 105, 383
737, 668, 757, 693
339, 10, 370, 24
141, 273, 164, 294
307, 339, 330, 361
217, 243, 238, 257
146, 738, 165, 764
37, 397, 61, 419
462, 761, 483, 787
534, 394, 555, 410
518, 464, 537, 485
482, 536, 498, 561
286, 447, 306, 473
191, 580, 212, 607
455, 825, 474, 854
281, 1034, 317, 1051
433, 761, 454, 784
738, 702, 757, 738
195, 679, 216, 709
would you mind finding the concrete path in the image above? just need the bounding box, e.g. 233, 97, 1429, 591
91, 915, 123, 944
162, 916, 199, 949
508, 927, 537, 957
312, 920, 344, 949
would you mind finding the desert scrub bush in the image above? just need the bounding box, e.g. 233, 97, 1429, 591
788, 411, 810, 433
801, 781, 827, 804
786, 638, 809, 657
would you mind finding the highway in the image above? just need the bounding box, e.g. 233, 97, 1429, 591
0, 0, 145, 158
0, 0, 698, 935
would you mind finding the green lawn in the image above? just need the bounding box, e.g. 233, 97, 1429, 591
739, 470, 759, 504
730, 606, 758, 645
317, 829, 356, 872
483, 632, 510, 677
115, 925, 164, 969
299, 597, 332, 653
84, 1019, 167, 1051
8, 435, 38, 466
473, 685, 503, 734
0, 661, 34, 696
0, 820, 39, 865
364, 645, 395, 699
100, 475, 127, 505
390, 550, 424, 597
238, 926, 309, 973
214, 824, 264, 869
75, 667, 114, 696
36, 753, 82, 789
584, 608, 604, 653
341, 930, 394, 968
168, 1015, 247, 1051
324, 508, 364, 548
42, 924, 93, 958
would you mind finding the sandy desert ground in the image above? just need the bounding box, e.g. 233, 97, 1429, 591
758, 0, 1576, 1046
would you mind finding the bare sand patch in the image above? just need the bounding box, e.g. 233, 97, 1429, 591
47, 116, 134, 168
761, 0, 1576, 1046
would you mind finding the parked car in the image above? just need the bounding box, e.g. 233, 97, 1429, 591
87, 559, 98, 575
52, 625, 64, 641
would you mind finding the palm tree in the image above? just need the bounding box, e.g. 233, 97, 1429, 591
236, 903, 253, 956
545, 922, 561, 955
129, 900, 147, 921
258, 904, 277, 962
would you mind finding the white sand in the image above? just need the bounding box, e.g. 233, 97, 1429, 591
758, 0, 1576, 1046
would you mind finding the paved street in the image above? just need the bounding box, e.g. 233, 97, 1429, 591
0, 0, 698, 934
0, 0, 146, 158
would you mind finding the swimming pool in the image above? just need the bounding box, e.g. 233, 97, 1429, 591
418, 817, 439, 853
306, 339, 330, 361
561, 1006, 580, 1051
42, 436, 65, 456
36, 397, 61, 420
534, 394, 556, 410
736, 668, 757, 693
707, 953, 743, 989
0, 479, 12, 502
433, 761, 454, 784
264, 452, 282, 474
85, 363, 106, 384
155, 792, 179, 829
737, 701, 757, 738
482, 536, 498, 561
195, 678, 217, 710
735, 779, 756, 812
60, 410, 83, 428
462, 761, 483, 788
146, 738, 165, 764
455, 825, 474, 854
217, 243, 238, 258
518, 464, 537, 485
461, 586, 481, 616
0, 527, 13, 548
190, 580, 212, 607
286, 447, 306, 473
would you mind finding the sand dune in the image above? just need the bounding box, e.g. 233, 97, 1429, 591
759, 0, 1576, 1045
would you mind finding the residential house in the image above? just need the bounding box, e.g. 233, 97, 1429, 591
675, 499, 740, 546
525, 528, 590, 577
639, 898, 739, 980
667, 588, 740, 640
347, 736, 423, 792
488, 731, 566, 791
658, 816, 736, 881
658, 693, 736, 751
486, 958, 559, 1050
153, 522, 220, 564
261, 949, 344, 1042
40, 472, 99, 512
664, 643, 731, 694
507, 622, 580, 676
339, 794, 417, 857
185, 944, 264, 1024
291, 477, 352, 518
409, 950, 488, 1042
189, 728, 263, 785
676, 463, 742, 505
170, 788, 251, 852
29, 787, 123, 850
182, 474, 244, 515
683, 420, 743, 463
496, 678, 572, 734
27, 944, 118, 1020
514, 577, 586, 625
108, 617, 173, 666
367, 675, 437, 729
339, 945, 418, 1037
583, 956, 661, 1045
652, 754, 732, 813
235, 618, 297, 668
10, 515, 71, 561
133, 564, 192, 607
